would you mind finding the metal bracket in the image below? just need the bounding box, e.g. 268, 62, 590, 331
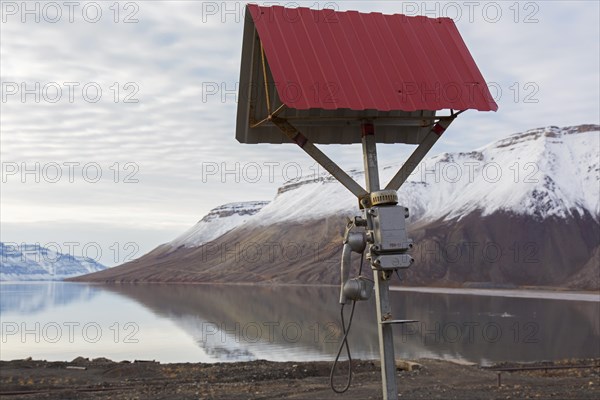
271, 117, 369, 199
381, 319, 418, 325
385, 113, 463, 191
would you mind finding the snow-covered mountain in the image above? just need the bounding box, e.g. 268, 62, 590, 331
255, 124, 599, 225
0, 242, 108, 281
73, 124, 600, 289
161, 124, 599, 237
170, 201, 269, 248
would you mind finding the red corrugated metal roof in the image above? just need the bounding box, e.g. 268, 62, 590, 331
247, 4, 498, 112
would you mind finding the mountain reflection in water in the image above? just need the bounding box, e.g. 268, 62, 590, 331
2, 283, 598, 364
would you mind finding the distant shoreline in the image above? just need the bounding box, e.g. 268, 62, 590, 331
390, 286, 600, 302
4, 280, 599, 301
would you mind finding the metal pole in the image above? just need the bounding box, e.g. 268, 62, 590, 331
362, 132, 380, 191
361, 128, 398, 400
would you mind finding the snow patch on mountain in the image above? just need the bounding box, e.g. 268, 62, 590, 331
250, 124, 599, 225
0, 242, 108, 281
426, 125, 599, 220
169, 201, 270, 248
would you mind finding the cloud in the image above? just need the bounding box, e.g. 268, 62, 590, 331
1, 1, 598, 255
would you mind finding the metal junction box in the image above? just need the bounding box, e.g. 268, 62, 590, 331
367, 205, 414, 270
370, 206, 411, 252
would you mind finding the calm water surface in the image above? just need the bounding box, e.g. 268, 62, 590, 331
1, 282, 598, 366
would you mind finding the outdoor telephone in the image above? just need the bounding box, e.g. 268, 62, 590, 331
339, 190, 414, 304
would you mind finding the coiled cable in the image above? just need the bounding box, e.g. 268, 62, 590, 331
329, 254, 364, 393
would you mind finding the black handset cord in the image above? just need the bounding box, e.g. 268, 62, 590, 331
329, 253, 364, 393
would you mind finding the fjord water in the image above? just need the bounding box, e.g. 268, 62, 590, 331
1, 282, 598, 365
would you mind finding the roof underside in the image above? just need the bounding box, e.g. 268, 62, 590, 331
247, 4, 497, 112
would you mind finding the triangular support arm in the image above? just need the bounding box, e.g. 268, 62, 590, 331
270, 113, 462, 201
271, 117, 369, 200
384, 113, 461, 191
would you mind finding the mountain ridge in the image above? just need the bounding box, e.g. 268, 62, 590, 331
1, 242, 108, 281
72, 124, 600, 290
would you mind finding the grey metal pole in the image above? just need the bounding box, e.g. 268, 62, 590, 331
361, 129, 398, 400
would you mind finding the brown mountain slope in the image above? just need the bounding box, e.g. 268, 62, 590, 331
406, 211, 599, 288
566, 245, 600, 290
72, 211, 599, 290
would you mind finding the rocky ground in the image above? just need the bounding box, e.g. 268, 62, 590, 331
0, 357, 598, 399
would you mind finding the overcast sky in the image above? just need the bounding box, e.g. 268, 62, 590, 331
1, 1, 599, 266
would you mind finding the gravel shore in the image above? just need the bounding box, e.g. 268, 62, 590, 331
1, 357, 598, 399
